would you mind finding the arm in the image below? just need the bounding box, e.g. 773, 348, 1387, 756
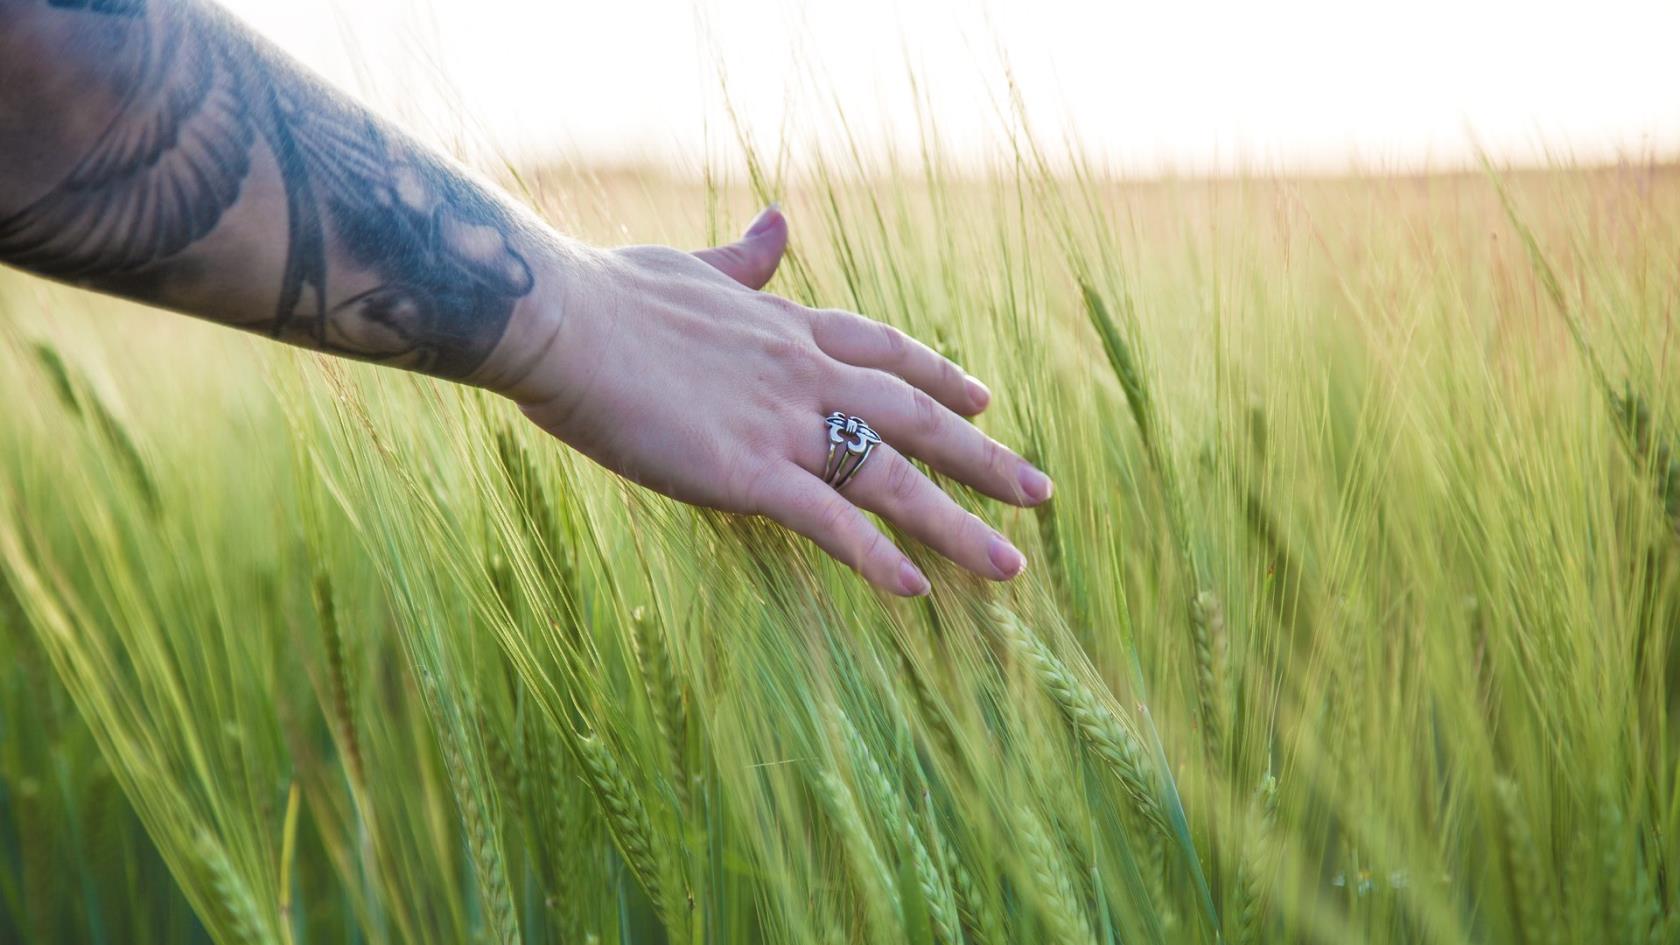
0, 0, 1052, 595
0, 0, 553, 383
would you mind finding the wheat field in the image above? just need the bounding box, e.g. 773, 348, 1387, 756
1, 144, 1677, 944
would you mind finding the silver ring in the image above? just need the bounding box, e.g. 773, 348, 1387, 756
823, 412, 880, 491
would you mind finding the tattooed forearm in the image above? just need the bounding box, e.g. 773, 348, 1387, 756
0, 0, 536, 379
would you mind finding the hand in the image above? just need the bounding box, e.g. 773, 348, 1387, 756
502, 206, 1053, 596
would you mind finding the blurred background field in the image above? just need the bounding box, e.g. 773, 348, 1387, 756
2, 148, 1677, 944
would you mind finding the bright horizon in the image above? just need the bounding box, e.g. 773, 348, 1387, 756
227, 0, 1679, 175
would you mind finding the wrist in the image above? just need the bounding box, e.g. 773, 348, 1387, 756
468, 236, 608, 405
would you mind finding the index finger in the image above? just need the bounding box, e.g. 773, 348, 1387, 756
810, 310, 991, 416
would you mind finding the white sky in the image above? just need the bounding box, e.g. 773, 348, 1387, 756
223, 0, 1680, 174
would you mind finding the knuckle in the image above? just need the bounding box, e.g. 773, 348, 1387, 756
764, 294, 812, 327
779, 295, 814, 320
624, 244, 692, 270
737, 461, 780, 514
883, 454, 921, 504
908, 387, 945, 435
662, 279, 711, 309
858, 527, 894, 567
981, 437, 1014, 479
762, 330, 812, 366
806, 310, 834, 347
658, 244, 699, 268
782, 411, 827, 473
790, 353, 833, 397
937, 356, 964, 392
878, 322, 909, 362
815, 494, 853, 536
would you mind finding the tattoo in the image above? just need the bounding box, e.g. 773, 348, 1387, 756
0, 0, 533, 378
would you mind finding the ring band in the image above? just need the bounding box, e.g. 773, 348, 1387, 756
823, 412, 880, 492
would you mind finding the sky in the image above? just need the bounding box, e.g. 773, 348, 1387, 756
221, 0, 1680, 175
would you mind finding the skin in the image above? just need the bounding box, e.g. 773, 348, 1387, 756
0, 0, 1052, 596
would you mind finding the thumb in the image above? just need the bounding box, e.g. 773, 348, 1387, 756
693, 204, 787, 290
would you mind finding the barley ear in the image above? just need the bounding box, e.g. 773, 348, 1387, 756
1190, 588, 1230, 763
434, 706, 521, 945
989, 604, 1166, 836
813, 770, 902, 938
630, 607, 689, 810
835, 715, 962, 945
1017, 810, 1096, 945
1495, 778, 1562, 945
312, 569, 364, 790
574, 731, 672, 929
1232, 774, 1279, 945
933, 821, 1005, 945
197, 832, 272, 945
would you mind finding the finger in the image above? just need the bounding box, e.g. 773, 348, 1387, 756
754, 464, 931, 596
811, 310, 990, 415
843, 443, 1026, 581
692, 205, 787, 290
833, 369, 1053, 506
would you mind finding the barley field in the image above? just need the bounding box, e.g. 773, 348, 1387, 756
1, 142, 1677, 943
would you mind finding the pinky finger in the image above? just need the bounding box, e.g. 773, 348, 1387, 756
755, 466, 931, 597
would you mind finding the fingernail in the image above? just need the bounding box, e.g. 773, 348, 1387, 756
987, 534, 1026, 578
899, 559, 931, 596
1018, 465, 1054, 503
745, 203, 783, 236
964, 374, 991, 410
